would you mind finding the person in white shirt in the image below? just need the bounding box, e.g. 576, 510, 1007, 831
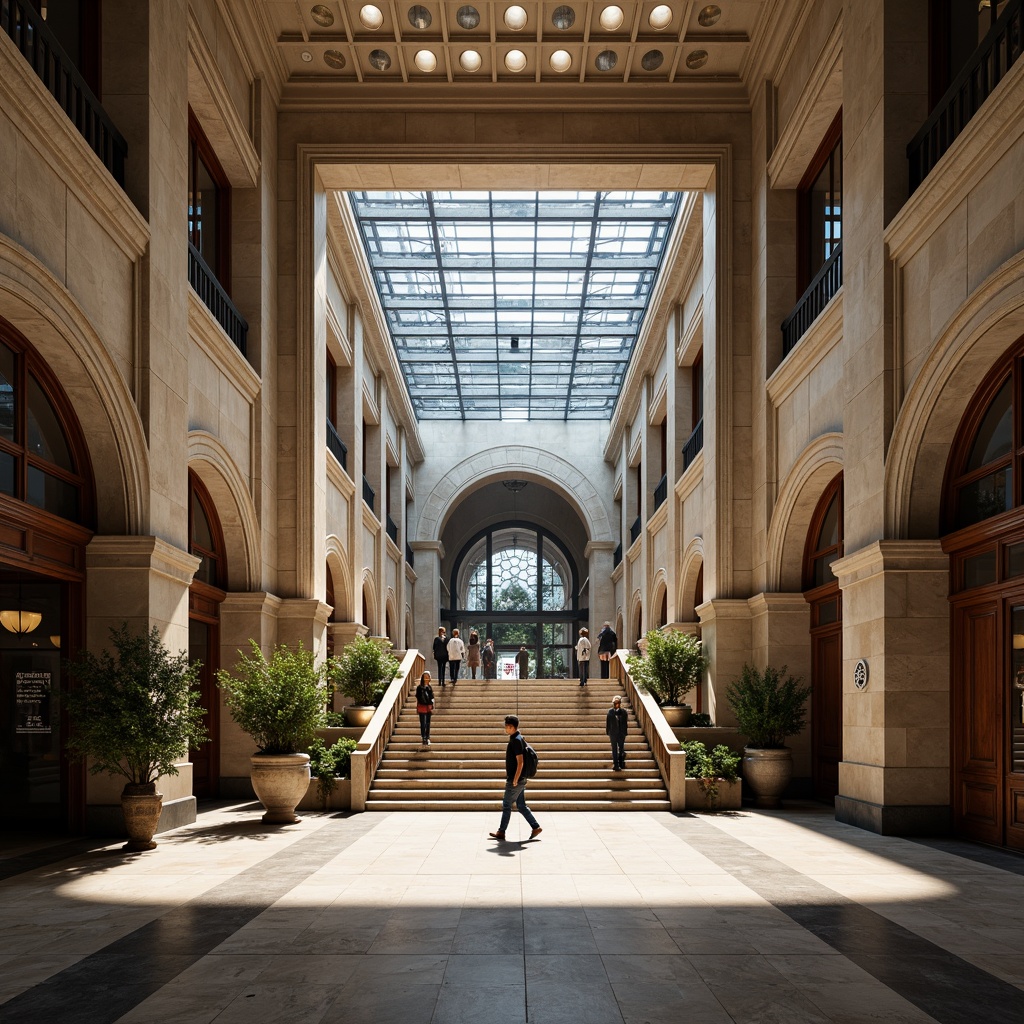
576, 627, 591, 687
446, 628, 466, 685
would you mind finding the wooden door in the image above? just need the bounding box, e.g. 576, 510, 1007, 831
811, 618, 843, 801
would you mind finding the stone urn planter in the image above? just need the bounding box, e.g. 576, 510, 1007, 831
343, 705, 376, 728
660, 704, 692, 727
121, 782, 164, 851
741, 747, 793, 808
250, 753, 311, 823
684, 777, 741, 811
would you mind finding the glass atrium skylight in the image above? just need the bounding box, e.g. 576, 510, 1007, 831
349, 190, 683, 420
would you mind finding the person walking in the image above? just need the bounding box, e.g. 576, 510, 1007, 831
606, 695, 628, 770
415, 671, 435, 746
516, 645, 530, 680
482, 637, 496, 680
447, 628, 466, 685
432, 627, 449, 687
489, 714, 542, 842
597, 621, 617, 679
576, 627, 591, 687
466, 630, 481, 678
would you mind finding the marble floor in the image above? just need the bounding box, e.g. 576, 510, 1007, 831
1, 803, 1023, 1024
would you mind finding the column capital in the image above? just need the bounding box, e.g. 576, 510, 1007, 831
832, 539, 947, 588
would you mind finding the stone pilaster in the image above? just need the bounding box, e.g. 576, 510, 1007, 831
696, 598, 752, 728
411, 540, 444, 651
585, 540, 616, 634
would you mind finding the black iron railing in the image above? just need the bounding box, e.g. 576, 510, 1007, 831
629, 515, 642, 545
1, 0, 127, 187
653, 473, 668, 512
386, 514, 398, 544
781, 242, 842, 358
326, 419, 347, 471
363, 475, 375, 512
682, 418, 704, 472
406, 542, 414, 567
613, 542, 622, 568
188, 241, 248, 355
908, 0, 1023, 191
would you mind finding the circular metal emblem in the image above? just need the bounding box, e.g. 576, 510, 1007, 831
854, 658, 869, 691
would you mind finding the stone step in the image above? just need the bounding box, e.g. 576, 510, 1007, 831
375, 766, 663, 778
363, 798, 672, 812
371, 777, 666, 792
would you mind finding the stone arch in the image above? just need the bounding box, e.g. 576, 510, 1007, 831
628, 588, 643, 647
385, 589, 398, 644
405, 604, 414, 649
766, 433, 844, 592
888, 251, 1024, 537
187, 431, 261, 591
416, 446, 613, 545
325, 536, 353, 621
0, 238, 148, 533
614, 610, 624, 649
678, 536, 705, 621
361, 571, 377, 633
650, 569, 670, 628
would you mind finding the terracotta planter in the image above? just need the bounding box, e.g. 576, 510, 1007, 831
250, 753, 311, 824
343, 705, 376, 728
121, 783, 163, 852
660, 704, 692, 727
684, 777, 741, 811
741, 747, 793, 808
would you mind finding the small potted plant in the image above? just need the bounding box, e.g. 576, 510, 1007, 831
301, 736, 358, 810
217, 641, 330, 823
725, 663, 811, 807
626, 628, 708, 726
332, 634, 399, 727
65, 623, 207, 851
681, 740, 741, 810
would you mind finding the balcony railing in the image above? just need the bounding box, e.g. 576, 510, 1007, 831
362, 475, 375, 512
629, 515, 642, 545
2, 0, 127, 187
386, 514, 398, 544
682, 418, 704, 472
613, 542, 622, 568
908, 0, 1023, 191
781, 242, 842, 358
653, 473, 668, 512
326, 419, 347, 471
188, 241, 248, 355
406, 542, 414, 567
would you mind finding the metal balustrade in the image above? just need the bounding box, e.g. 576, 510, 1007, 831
363, 475, 375, 512
188, 242, 248, 355
781, 242, 842, 358
908, 0, 1023, 192
653, 473, 668, 512
682, 418, 704, 472
2, 0, 127, 186
629, 515, 642, 545
386, 514, 398, 544
326, 419, 347, 471
406, 543, 415, 567
613, 542, 622, 568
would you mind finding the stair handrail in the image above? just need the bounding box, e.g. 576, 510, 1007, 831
350, 647, 424, 811
613, 650, 687, 810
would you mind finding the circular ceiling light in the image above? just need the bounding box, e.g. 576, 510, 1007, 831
310, 4, 335, 27
697, 5, 722, 27
414, 48, 437, 71
552, 5, 575, 30
504, 48, 527, 72
594, 49, 618, 71
324, 49, 347, 69
359, 5, 384, 30
599, 6, 624, 31
504, 5, 528, 31
300, 50, 313, 62
685, 49, 708, 69
460, 48, 482, 71
408, 4, 431, 29
456, 5, 480, 29
368, 48, 392, 70
649, 5, 672, 30
641, 49, 664, 71
549, 49, 572, 72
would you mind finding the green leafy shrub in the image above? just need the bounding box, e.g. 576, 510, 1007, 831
332, 634, 400, 707
64, 623, 208, 787
307, 737, 359, 804
217, 641, 330, 755
681, 740, 741, 807
626, 629, 708, 706
689, 712, 713, 727
324, 711, 347, 727
725, 663, 811, 749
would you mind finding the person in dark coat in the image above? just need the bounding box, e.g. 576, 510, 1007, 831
415, 671, 435, 745
482, 638, 496, 680
597, 621, 618, 678
516, 645, 530, 679
432, 627, 449, 687
606, 695, 628, 770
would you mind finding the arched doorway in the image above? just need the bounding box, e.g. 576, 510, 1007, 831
0, 321, 94, 829
187, 472, 225, 799
944, 339, 1024, 849
448, 523, 583, 678
804, 473, 843, 802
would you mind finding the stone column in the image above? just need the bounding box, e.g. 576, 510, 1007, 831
411, 540, 444, 652
696, 598, 752, 728
832, 540, 950, 835
585, 540, 616, 634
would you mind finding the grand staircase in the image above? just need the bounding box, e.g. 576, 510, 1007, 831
364, 678, 670, 811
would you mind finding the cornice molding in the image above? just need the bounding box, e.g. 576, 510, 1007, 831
187, 289, 262, 403
766, 289, 843, 407
831, 539, 948, 589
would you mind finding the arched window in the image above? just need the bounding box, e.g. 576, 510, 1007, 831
803, 475, 844, 595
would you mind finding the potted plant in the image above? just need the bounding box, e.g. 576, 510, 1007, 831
681, 740, 741, 810
65, 623, 207, 852
725, 663, 811, 807
217, 641, 330, 823
626, 628, 708, 726
302, 736, 358, 810
332, 634, 399, 727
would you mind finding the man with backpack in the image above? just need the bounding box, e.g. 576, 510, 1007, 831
489, 714, 542, 842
